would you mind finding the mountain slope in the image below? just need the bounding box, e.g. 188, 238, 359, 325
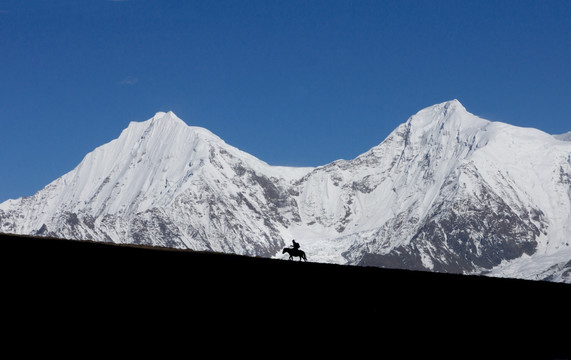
1, 101, 569, 282
3, 232, 568, 358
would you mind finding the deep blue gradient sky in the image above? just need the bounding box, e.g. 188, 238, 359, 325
1, 0, 569, 201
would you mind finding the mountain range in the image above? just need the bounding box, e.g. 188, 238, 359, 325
1, 100, 570, 282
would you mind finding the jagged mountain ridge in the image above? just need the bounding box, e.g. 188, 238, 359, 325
1, 101, 570, 282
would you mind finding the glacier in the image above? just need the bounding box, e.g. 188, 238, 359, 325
1, 101, 569, 282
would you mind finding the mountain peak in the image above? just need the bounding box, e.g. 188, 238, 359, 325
443, 99, 465, 110
406, 99, 483, 132
150, 111, 186, 126
420, 99, 466, 117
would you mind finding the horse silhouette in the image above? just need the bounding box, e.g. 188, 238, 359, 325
282, 247, 307, 261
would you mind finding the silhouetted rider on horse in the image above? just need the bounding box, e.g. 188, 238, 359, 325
292, 239, 300, 251
282, 239, 307, 261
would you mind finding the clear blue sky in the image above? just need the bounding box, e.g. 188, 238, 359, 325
1, 0, 569, 202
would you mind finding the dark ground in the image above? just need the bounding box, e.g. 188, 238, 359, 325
1, 233, 568, 358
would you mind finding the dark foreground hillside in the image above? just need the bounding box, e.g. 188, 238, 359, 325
1, 233, 568, 358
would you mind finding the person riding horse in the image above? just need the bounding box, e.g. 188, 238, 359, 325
292, 239, 300, 251
283, 239, 307, 261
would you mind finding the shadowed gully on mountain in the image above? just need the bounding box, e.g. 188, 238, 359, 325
1, 233, 568, 358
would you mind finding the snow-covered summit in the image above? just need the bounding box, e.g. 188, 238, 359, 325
150, 110, 185, 124
126, 110, 223, 147
405, 99, 488, 138
409, 99, 467, 122
55, 111, 232, 216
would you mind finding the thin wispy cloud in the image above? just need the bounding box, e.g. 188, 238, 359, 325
119, 76, 138, 85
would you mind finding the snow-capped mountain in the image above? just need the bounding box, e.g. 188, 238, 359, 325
0, 111, 311, 256
1, 101, 570, 282
292, 100, 571, 282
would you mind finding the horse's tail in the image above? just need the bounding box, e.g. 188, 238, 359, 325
302, 251, 307, 261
